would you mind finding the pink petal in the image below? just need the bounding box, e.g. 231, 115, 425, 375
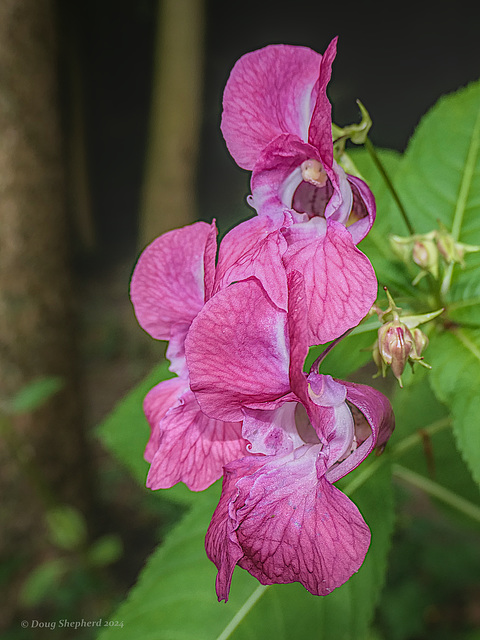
347, 175, 376, 244
307, 37, 337, 163
146, 389, 245, 492
221, 45, 322, 169
143, 377, 188, 462
283, 220, 377, 344
250, 135, 321, 219
326, 381, 395, 483
186, 279, 291, 422
214, 215, 289, 311
130, 221, 214, 340
208, 447, 370, 600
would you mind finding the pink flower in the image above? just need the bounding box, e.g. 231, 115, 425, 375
185, 272, 394, 599
130, 221, 247, 491
219, 38, 378, 344
221, 37, 375, 243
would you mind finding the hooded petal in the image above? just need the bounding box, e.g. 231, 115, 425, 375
283, 220, 377, 344
143, 376, 189, 463
221, 45, 322, 169
186, 279, 291, 422
214, 215, 289, 311
130, 221, 215, 340
346, 175, 376, 244
146, 389, 245, 492
326, 381, 395, 483
207, 447, 370, 601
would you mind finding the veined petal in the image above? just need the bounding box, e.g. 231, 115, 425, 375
208, 447, 370, 600
308, 37, 337, 164
186, 279, 291, 422
130, 221, 214, 340
221, 45, 322, 169
283, 220, 377, 344
214, 215, 289, 311
143, 376, 188, 463
146, 389, 245, 492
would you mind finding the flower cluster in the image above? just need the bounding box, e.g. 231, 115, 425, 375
130, 38, 395, 601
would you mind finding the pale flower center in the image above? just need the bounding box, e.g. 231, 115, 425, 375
300, 158, 328, 188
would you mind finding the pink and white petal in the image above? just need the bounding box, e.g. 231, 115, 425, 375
326, 381, 395, 483
146, 389, 245, 492
130, 221, 212, 340
346, 175, 376, 244
186, 279, 290, 422
143, 377, 188, 462
214, 215, 289, 311
232, 447, 370, 596
283, 220, 377, 344
221, 45, 322, 169
242, 403, 300, 456
307, 37, 337, 165
250, 135, 321, 217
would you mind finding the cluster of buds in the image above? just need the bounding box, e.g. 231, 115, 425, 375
390, 222, 480, 285
371, 289, 443, 387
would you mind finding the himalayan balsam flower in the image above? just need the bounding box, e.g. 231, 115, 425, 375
130, 221, 249, 491
186, 272, 394, 599
219, 37, 378, 343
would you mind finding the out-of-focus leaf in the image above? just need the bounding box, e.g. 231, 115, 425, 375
87, 534, 123, 568
97, 461, 393, 640
20, 558, 69, 607
7, 376, 64, 414
46, 505, 87, 551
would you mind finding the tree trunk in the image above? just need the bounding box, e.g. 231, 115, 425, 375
139, 0, 205, 247
0, 0, 93, 545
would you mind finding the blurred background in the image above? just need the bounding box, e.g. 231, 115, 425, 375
0, 0, 479, 638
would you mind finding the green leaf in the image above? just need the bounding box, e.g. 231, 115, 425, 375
350, 148, 417, 297
394, 80, 480, 301
20, 558, 69, 607
46, 505, 87, 551
95, 360, 197, 506
96, 465, 393, 640
87, 534, 123, 567
8, 376, 64, 414
429, 328, 480, 488
96, 361, 171, 487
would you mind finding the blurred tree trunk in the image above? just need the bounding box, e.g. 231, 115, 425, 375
139, 0, 205, 247
0, 0, 93, 540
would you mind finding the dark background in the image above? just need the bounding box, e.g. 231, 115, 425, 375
67, 0, 480, 263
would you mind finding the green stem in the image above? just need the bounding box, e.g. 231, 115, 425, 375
344, 416, 451, 496
364, 137, 415, 235
393, 464, 480, 523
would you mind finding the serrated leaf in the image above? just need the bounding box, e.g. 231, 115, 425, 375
96, 463, 393, 640
429, 328, 480, 487
394, 81, 480, 302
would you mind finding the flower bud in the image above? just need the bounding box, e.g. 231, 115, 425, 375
377, 320, 415, 385
412, 238, 438, 277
